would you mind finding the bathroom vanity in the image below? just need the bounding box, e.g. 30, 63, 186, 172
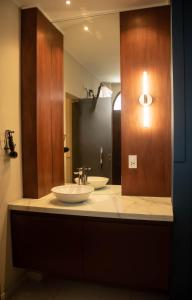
9, 186, 173, 291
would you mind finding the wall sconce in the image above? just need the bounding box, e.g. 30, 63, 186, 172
139, 71, 152, 128
4, 130, 18, 158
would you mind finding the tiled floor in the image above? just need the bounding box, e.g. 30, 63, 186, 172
9, 277, 169, 300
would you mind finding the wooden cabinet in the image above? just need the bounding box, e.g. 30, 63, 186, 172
11, 212, 83, 277
83, 219, 171, 290
10, 211, 172, 291
21, 8, 64, 198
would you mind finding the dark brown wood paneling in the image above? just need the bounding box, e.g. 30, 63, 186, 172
21, 8, 38, 197
36, 10, 53, 197
11, 212, 83, 277
83, 219, 171, 290
21, 8, 64, 198
120, 7, 171, 196
11, 211, 172, 291
51, 27, 64, 186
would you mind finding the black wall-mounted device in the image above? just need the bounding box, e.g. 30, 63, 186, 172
4, 130, 18, 158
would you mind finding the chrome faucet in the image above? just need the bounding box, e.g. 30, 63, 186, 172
74, 167, 91, 185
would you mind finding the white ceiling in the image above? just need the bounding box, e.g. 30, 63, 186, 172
12, 0, 170, 83
12, 0, 169, 21
62, 13, 120, 83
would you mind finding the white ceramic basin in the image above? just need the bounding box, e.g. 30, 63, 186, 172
75, 176, 109, 189
51, 184, 94, 203
87, 176, 109, 189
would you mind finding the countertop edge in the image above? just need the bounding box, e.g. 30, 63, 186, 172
8, 204, 173, 222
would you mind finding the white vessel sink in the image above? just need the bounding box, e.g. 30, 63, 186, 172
87, 176, 109, 189
51, 184, 94, 203
75, 176, 109, 189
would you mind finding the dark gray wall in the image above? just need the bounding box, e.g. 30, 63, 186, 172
72, 98, 112, 181
112, 111, 121, 184
172, 0, 192, 297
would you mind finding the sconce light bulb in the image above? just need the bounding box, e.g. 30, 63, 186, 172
139, 71, 152, 107
139, 71, 152, 127
143, 71, 149, 95
143, 106, 150, 128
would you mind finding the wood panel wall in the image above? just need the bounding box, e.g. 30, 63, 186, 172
21, 8, 64, 198
36, 9, 53, 197
120, 6, 171, 196
50, 23, 64, 187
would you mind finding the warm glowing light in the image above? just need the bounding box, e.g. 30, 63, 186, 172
65, 0, 71, 5
139, 71, 152, 106
139, 71, 152, 128
84, 26, 89, 31
142, 71, 149, 95
143, 106, 150, 128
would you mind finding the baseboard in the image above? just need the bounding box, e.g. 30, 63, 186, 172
1, 271, 45, 299
3, 271, 26, 300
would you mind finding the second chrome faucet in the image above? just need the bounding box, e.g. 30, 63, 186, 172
74, 167, 91, 185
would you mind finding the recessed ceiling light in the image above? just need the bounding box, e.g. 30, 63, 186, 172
84, 26, 89, 32
65, 0, 71, 5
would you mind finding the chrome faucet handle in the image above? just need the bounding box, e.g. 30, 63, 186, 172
74, 171, 79, 176
74, 167, 91, 185
76, 167, 83, 176
74, 171, 82, 185
82, 167, 91, 184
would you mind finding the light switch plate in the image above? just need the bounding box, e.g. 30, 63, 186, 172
128, 155, 137, 169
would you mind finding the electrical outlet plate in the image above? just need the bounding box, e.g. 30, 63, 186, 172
128, 155, 137, 169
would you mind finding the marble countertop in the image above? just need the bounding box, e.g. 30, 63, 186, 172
8, 185, 173, 222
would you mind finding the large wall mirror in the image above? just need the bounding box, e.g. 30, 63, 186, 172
57, 13, 121, 184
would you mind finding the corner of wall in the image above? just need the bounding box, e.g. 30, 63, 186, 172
0, 0, 24, 297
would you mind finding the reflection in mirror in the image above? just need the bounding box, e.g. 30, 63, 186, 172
60, 13, 121, 185
113, 93, 121, 111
